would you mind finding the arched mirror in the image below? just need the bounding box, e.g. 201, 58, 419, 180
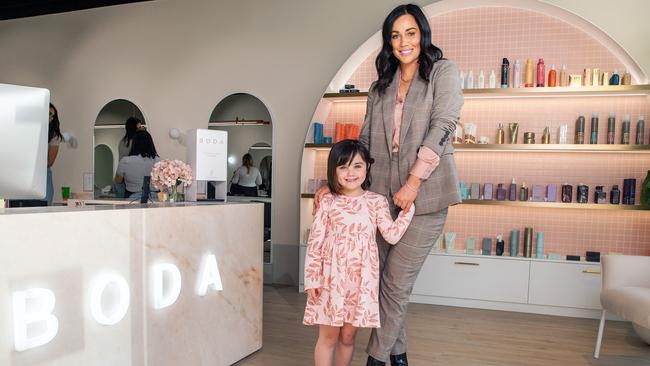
93, 99, 146, 198
208, 93, 273, 266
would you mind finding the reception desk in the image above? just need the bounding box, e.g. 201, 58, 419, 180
0, 202, 263, 365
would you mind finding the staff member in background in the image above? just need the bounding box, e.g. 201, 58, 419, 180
118, 116, 146, 161
115, 130, 160, 199
230, 153, 262, 197
47, 103, 64, 205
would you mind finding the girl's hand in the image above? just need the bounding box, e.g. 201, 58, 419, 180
306, 288, 321, 299
312, 185, 331, 215
393, 175, 420, 212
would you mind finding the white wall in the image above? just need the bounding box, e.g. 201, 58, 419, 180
0, 0, 648, 284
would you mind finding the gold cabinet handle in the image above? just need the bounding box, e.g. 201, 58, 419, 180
582, 269, 601, 274
454, 261, 480, 266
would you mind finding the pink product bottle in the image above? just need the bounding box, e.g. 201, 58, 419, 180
536, 58, 545, 87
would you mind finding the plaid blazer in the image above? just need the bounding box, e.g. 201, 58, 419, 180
359, 59, 464, 215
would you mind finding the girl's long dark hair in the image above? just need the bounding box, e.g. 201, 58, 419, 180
129, 130, 158, 159
122, 117, 141, 147
375, 4, 443, 95
48, 103, 63, 143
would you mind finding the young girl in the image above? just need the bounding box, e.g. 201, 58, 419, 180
303, 140, 415, 366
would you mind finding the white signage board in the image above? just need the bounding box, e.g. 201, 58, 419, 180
186, 129, 227, 182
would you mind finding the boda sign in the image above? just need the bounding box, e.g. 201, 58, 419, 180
11, 254, 223, 352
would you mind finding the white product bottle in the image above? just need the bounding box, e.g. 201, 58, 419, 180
478, 70, 485, 89
467, 71, 474, 89
459, 71, 465, 90
513, 60, 521, 88
488, 70, 496, 88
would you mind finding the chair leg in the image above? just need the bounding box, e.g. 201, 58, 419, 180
594, 309, 606, 358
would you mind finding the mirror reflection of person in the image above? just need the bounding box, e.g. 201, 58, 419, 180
47, 103, 64, 205
114, 130, 160, 200
230, 153, 262, 197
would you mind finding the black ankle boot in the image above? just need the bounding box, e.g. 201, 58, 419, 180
366, 355, 386, 366
390, 353, 408, 366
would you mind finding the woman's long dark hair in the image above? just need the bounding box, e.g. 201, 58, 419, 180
375, 4, 443, 95
122, 117, 141, 147
48, 103, 63, 143
129, 130, 158, 159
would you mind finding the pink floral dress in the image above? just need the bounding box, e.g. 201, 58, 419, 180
303, 191, 415, 328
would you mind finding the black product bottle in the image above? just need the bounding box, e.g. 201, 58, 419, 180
610, 185, 620, 204
501, 58, 510, 88
496, 235, 505, 256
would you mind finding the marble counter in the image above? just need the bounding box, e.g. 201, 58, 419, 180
0, 202, 263, 365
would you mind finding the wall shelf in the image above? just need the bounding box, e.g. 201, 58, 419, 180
305, 143, 650, 153
460, 199, 647, 210
301, 194, 648, 210
323, 84, 650, 101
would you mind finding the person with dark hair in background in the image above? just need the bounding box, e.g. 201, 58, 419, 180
313, 4, 464, 366
118, 116, 146, 161
115, 130, 160, 200
230, 153, 262, 197
46, 103, 64, 205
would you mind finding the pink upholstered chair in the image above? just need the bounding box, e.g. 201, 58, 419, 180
594, 255, 650, 358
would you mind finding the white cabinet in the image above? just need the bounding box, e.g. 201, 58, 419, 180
529, 261, 602, 310
413, 254, 530, 304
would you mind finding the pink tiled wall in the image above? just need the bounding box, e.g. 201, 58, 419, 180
311, 6, 650, 257
347, 7, 625, 90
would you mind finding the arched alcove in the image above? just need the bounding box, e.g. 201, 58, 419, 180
208, 93, 274, 266
93, 99, 146, 198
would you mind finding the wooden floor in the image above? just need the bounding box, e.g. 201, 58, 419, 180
235, 285, 650, 366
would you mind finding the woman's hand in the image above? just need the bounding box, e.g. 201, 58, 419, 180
393, 175, 421, 212
312, 185, 331, 215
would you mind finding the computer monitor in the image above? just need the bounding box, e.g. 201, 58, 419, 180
0, 83, 50, 199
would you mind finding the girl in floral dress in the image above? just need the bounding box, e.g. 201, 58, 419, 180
304, 140, 414, 366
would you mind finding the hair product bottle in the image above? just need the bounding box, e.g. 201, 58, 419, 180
510, 230, 520, 257
590, 112, 599, 144
622, 115, 631, 144
509, 178, 517, 201
508, 123, 519, 144
559, 64, 568, 86
536, 232, 544, 259
489, 70, 496, 88
609, 70, 620, 85
610, 185, 620, 204
496, 234, 505, 256
607, 112, 616, 144
478, 70, 485, 89
583, 68, 592, 86
501, 58, 510, 88
622, 70, 632, 85
548, 64, 557, 87
520, 182, 529, 201
575, 113, 585, 144
592, 68, 600, 86
459, 71, 465, 90
466, 70, 474, 89
536, 58, 545, 87
636, 116, 645, 144
496, 123, 505, 144
542, 127, 550, 144
513, 60, 521, 88
525, 59, 534, 87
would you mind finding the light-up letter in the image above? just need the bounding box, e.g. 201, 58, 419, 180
196, 254, 223, 296
152, 263, 182, 309
90, 274, 130, 325
12, 288, 59, 352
